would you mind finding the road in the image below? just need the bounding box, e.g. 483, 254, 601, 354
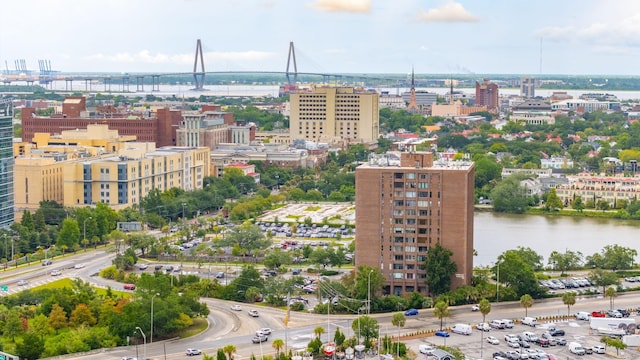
4, 249, 640, 359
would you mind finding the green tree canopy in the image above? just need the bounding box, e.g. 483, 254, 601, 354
424, 243, 457, 296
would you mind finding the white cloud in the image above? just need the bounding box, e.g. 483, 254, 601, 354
309, 0, 371, 13
535, 13, 640, 51
418, 1, 478, 23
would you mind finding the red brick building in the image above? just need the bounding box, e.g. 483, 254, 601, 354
355, 152, 474, 295
475, 78, 499, 111
21, 97, 182, 147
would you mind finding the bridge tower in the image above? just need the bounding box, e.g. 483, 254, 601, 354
192, 39, 206, 90
286, 41, 298, 85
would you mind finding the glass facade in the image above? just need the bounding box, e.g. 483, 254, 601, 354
0, 106, 14, 229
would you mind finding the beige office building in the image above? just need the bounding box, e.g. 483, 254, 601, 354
14, 125, 210, 212
290, 87, 379, 144
355, 152, 474, 295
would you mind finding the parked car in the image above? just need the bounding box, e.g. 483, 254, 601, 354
591, 311, 606, 318
404, 308, 419, 316
606, 309, 623, 318
555, 338, 567, 346
548, 329, 565, 336
248, 310, 259, 317
505, 334, 518, 342
186, 348, 202, 356
617, 309, 631, 317
216, 271, 225, 278
124, 284, 136, 290
507, 340, 520, 348
518, 340, 531, 348
419, 345, 435, 355
487, 336, 500, 345
476, 322, 491, 331
138, 264, 149, 270
435, 330, 450, 337
591, 345, 605, 354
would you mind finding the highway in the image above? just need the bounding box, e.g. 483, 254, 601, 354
3, 249, 640, 360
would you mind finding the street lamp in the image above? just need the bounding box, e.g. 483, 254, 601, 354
150, 292, 160, 344
496, 262, 500, 302
83, 217, 92, 248
274, 174, 279, 191
136, 326, 146, 360
182, 202, 187, 227
367, 270, 373, 315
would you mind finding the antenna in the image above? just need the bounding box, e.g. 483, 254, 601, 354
539, 37, 543, 75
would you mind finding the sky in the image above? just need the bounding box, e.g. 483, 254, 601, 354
2, 0, 640, 76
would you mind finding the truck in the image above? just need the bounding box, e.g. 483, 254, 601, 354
589, 317, 635, 335
569, 342, 586, 355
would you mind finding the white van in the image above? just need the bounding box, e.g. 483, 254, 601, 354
501, 319, 515, 328
451, 323, 473, 335
569, 342, 586, 355
575, 311, 591, 321
522, 317, 537, 327
490, 319, 506, 329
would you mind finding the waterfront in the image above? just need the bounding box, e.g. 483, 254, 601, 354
474, 211, 640, 267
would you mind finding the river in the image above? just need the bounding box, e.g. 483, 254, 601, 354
473, 211, 640, 267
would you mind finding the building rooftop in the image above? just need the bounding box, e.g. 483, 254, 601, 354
359, 152, 473, 170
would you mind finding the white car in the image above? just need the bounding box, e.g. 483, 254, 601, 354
487, 336, 500, 345
248, 310, 259, 317
476, 322, 491, 331
471, 304, 480, 311
507, 340, 520, 348
51, 269, 62, 276
231, 305, 242, 311
258, 327, 272, 335
505, 334, 518, 342
186, 348, 202, 356
17, 280, 29, 286
591, 345, 605, 354
74, 263, 85, 269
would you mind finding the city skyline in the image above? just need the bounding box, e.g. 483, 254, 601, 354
2, 0, 640, 76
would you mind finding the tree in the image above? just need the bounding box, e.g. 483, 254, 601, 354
479, 298, 491, 324
57, 218, 81, 249
350, 316, 378, 346
602, 336, 627, 356
334, 328, 346, 346
571, 196, 585, 212
543, 189, 563, 211
47, 303, 68, 332
4, 311, 24, 341
495, 250, 543, 298
314, 326, 326, 339
548, 250, 583, 274
69, 303, 97, 327
489, 174, 530, 213
424, 243, 457, 296
218, 223, 270, 253
272, 338, 285, 357
16, 332, 45, 360
216, 348, 227, 360
520, 294, 534, 317
589, 269, 620, 294
605, 287, 617, 310
263, 248, 293, 270
223, 344, 236, 360
433, 301, 450, 330
562, 292, 576, 317
391, 312, 406, 359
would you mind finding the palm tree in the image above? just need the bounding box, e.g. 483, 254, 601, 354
479, 298, 492, 359
314, 326, 326, 339
391, 312, 406, 358
223, 344, 236, 360
433, 301, 450, 330
520, 294, 534, 317
605, 286, 617, 309
272, 339, 284, 357
562, 292, 576, 317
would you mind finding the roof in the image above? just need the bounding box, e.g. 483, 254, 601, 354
63, 98, 82, 104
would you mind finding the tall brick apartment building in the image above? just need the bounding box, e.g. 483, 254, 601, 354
21, 96, 183, 146
355, 151, 474, 295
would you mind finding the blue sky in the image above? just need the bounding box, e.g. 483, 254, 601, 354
2, 0, 640, 75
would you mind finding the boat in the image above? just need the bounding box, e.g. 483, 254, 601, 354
324, 342, 336, 357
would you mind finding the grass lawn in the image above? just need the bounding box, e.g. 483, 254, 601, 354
32, 278, 130, 298
177, 316, 208, 338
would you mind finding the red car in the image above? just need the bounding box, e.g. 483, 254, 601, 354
591, 311, 606, 317
123, 284, 136, 290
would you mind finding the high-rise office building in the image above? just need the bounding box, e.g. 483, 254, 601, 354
475, 78, 499, 111
355, 152, 474, 295
289, 87, 379, 144
520, 77, 535, 98
0, 101, 14, 228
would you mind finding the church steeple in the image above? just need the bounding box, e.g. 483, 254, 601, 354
406, 67, 419, 112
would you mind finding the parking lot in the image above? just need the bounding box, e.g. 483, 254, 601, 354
405, 316, 639, 360
258, 203, 355, 225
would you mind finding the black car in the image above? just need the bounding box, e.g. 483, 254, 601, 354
549, 329, 565, 336
493, 351, 508, 359
617, 309, 631, 317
